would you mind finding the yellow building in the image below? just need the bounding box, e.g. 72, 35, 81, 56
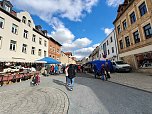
113, 0, 152, 73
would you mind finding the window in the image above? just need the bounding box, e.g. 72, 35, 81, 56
23, 30, 28, 38
117, 25, 121, 34
122, 20, 127, 30
22, 44, 27, 53
139, 2, 147, 16
32, 34, 36, 42
112, 47, 114, 53
10, 40, 16, 51
12, 24, 18, 34
133, 30, 140, 43
38, 49, 42, 56
31, 47, 35, 55
107, 40, 109, 45
4, 5, 10, 12
108, 49, 110, 55
110, 37, 113, 42
130, 12, 136, 24
0, 36, 2, 49
44, 51, 47, 57
28, 20, 31, 27
0, 17, 4, 29
44, 40, 47, 47
119, 40, 123, 49
39, 38, 42, 45
125, 36, 130, 47
22, 16, 26, 24
143, 23, 152, 39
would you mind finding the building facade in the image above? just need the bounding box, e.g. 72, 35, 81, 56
48, 37, 62, 61
113, 0, 152, 72
0, 0, 49, 62
59, 51, 76, 65
99, 30, 118, 61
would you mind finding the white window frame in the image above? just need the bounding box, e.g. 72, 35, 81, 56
4, 5, 10, 12
38, 49, 42, 56
44, 40, 47, 47
22, 16, 26, 24
23, 30, 28, 38
32, 34, 36, 42
31, 47, 35, 55
12, 24, 18, 34
39, 38, 42, 45
22, 44, 27, 53
44, 50, 47, 57
0, 17, 4, 29
28, 20, 31, 27
10, 40, 16, 51
0, 36, 2, 49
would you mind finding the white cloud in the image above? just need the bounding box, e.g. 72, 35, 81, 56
104, 28, 113, 36
10, 0, 98, 26
51, 27, 75, 44
61, 37, 92, 51
106, 0, 123, 7
74, 43, 99, 59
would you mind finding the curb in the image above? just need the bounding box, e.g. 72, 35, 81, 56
107, 80, 152, 94
86, 73, 152, 94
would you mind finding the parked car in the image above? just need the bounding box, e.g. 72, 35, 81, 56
112, 60, 132, 72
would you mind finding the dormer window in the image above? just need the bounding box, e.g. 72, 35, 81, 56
28, 20, 31, 27
4, 4, 11, 12
22, 16, 26, 24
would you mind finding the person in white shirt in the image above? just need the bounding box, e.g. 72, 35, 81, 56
65, 65, 69, 85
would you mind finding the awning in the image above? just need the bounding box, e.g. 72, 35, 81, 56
36, 57, 61, 64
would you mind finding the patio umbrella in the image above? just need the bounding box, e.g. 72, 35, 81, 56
36, 57, 61, 64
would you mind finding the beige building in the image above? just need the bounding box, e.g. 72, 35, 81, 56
59, 51, 76, 65
113, 0, 152, 73
0, 0, 49, 62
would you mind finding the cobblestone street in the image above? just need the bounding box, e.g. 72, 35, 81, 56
0, 73, 152, 114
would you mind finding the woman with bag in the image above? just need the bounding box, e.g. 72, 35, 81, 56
67, 64, 76, 91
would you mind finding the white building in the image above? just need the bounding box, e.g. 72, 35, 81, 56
99, 30, 118, 61
0, 0, 48, 62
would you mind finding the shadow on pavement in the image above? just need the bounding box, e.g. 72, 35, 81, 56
53, 79, 66, 86
74, 73, 152, 114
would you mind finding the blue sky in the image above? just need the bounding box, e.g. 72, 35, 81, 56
9, 0, 123, 59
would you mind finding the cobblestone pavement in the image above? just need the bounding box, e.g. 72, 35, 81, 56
88, 72, 152, 92
0, 86, 69, 114
0, 73, 152, 114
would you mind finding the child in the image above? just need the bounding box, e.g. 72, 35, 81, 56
36, 72, 40, 85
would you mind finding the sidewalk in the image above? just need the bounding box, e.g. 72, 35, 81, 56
89, 72, 152, 93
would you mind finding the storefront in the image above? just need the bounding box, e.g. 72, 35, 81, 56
135, 51, 152, 68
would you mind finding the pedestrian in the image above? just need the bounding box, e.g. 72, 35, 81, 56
105, 61, 111, 80
65, 65, 69, 85
100, 64, 106, 81
36, 71, 40, 85
93, 64, 98, 78
54, 65, 59, 74
67, 64, 76, 91
50, 65, 54, 75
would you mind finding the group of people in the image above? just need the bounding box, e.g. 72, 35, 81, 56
94, 62, 111, 81
65, 64, 76, 91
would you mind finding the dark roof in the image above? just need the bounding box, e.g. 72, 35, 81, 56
113, 0, 134, 24
48, 37, 62, 46
33, 28, 48, 39
0, 6, 20, 22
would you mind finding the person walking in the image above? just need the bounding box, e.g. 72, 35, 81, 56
65, 65, 69, 85
93, 65, 98, 78
67, 64, 76, 91
101, 64, 106, 81
105, 62, 111, 80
